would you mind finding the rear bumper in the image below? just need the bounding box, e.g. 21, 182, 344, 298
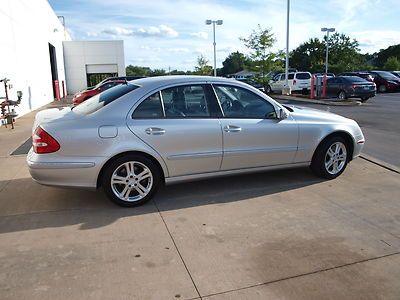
347, 90, 376, 98
27, 149, 103, 189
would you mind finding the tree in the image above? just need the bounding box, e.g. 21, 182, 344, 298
194, 55, 213, 75
374, 44, 400, 68
219, 51, 251, 76
383, 56, 400, 70
240, 25, 283, 87
290, 38, 325, 73
327, 33, 366, 73
290, 33, 368, 74
126, 65, 151, 76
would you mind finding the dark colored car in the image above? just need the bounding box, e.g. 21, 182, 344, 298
327, 76, 376, 102
338, 72, 374, 82
72, 80, 126, 105
236, 78, 265, 93
368, 71, 400, 93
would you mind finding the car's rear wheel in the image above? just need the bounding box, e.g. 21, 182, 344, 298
102, 154, 160, 207
337, 90, 347, 100
311, 136, 349, 179
361, 97, 369, 102
378, 85, 386, 93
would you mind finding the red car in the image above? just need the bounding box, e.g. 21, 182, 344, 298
72, 80, 126, 105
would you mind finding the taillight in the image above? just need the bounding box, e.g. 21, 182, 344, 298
293, 79, 297, 85
352, 84, 360, 89
32, 126, 60, 154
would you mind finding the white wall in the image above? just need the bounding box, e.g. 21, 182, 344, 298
63, 40, 125, 94
0, 0, 70, 117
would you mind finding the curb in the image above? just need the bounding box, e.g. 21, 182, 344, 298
272, 95, 362, 106
360, 154, 400, 174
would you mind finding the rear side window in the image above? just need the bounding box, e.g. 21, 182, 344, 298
296, 73, 311, 79
73, 84, 139, 115
132, 92, 163, 119
161, 85, 211, 118
288, 74, 294, 80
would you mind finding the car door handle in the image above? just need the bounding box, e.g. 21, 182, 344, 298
145, 127, 166, 135
224, 125, 242, 133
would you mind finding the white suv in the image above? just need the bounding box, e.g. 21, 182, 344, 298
267, 72, 312, 93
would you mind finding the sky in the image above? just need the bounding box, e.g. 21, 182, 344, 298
48, 0, 400, 71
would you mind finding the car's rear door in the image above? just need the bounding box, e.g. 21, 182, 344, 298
127, 84, 223, 177
212, 84, 298, 170
270, 74, 284, 92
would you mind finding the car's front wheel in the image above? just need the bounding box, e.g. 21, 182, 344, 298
311, 136, 349, 179
266, 85, 272, 94
378, 85, 387, 93
102, 154, 161, 207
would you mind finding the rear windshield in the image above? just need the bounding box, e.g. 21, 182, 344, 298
344, 76, 368, 83
73, 84, 139, 115
295, 73, 311, 79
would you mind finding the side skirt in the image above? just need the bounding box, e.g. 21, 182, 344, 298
165, 162, 310, 185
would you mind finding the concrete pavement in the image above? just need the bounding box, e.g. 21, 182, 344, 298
1, 101, 400, 299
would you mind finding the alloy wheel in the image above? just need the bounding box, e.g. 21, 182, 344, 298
110, 161, 153, 202
324, 142, 347, 175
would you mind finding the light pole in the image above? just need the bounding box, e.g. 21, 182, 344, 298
206, 19, 223, 76
283, 0, 291, 95
321, 27, 335, 74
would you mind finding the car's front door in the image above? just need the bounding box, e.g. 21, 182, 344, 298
127, 84, 223, 177
213, 84, 299, 171
270, 74, 284, 92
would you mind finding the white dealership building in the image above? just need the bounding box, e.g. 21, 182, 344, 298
0, 0, 125, 117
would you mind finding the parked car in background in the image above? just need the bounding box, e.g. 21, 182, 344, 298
72, 80, 126, 105
338, 72, 374, 83
368, 71, 400, 93
267, 72, 312, 94
391, 71, 400, 78
86, 76, 145, 91
28, 75, 364, 207
327, 76, 376, 102
236, 78, 265, 93
313, 73, 335, 78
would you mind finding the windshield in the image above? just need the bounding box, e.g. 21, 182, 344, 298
375, 71, 399, 81
73, 84, 139, 115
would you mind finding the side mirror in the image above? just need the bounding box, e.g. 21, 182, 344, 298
278, 108, 288, 120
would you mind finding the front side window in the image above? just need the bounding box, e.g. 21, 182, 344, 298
161, 85, 210, 118
214, 85, 277, 119
132, 92, 163, 119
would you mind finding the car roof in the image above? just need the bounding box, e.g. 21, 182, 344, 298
129, 75, 241, 87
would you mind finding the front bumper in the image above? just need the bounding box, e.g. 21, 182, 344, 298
27, 149, 103, 189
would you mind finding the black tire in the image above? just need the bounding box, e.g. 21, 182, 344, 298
311, 136, 349, 179
337, 90, 347, 100
361, 97, 369, 102
102, 154, 161, 207
378, 85, 387, 93
266, 85, 272, 94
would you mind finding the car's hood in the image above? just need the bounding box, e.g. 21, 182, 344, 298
32, 107, 79, 132
286, 105, 352, 124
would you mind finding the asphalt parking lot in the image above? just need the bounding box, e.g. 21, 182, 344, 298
1, 96, 400, 299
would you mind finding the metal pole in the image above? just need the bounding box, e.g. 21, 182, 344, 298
325, 31, 329, 74
213, 21, 217, 77
285, 0, 290, 87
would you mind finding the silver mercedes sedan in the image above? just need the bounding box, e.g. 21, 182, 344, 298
27, 76, 365, 207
